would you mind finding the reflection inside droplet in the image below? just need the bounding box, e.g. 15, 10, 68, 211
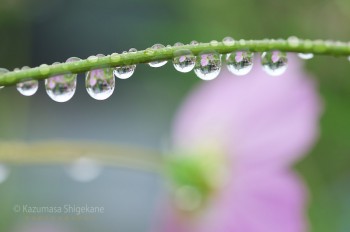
261, 51, 288, 76
194, 52, 222, 80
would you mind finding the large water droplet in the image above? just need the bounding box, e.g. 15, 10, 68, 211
66, 157, 101, 183
16, 66, 38, 96
261, 51, 288, 76
86, 68, 115, 100
0, 68, 9, 90
226, 51, 254, 76
0, 164, 10, 184
222, 36, 235, 46
113, 49, 137, 79
194, 52, 221, 80
149, 44, 168, 67
17, 81, 38, 96
173, 49, 196, 73
298, 53, 314, 60
45, 58, 78, 102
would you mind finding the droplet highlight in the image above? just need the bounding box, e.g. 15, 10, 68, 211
86, 68, 115, 100
194, 52, 221, 80
226, 51, 254, 76
298, 53, 314, 60
148, 44, 168, 67
261, 51, 288, 76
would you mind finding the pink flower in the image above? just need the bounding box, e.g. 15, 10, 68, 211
161, 55, 322, 232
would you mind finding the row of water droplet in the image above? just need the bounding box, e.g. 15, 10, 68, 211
0, 37, 315, 102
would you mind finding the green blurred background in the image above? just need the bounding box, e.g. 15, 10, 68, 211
1, 0, 350, 231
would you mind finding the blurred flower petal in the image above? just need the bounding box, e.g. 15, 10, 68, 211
162, 170, 308, 232
163, 55, 322, 232
172, 55, 321, 170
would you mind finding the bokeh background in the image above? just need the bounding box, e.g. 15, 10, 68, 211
1, 0, 350, 231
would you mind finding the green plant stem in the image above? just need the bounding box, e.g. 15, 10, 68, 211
1, 39, 350, 86
0, 141, 163, 173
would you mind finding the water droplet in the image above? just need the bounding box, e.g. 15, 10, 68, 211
239, 39, 247, 46
45, 75, 77, 102
63, 57, 81, 70
110, 53, 121, 62
145, 48, 155, 56
304, 39, 313, 49
0, 68, 9, 74
173, 49, 196, 73
0, 164, 9, 184
261, 51, 288, 76
287, 36, 300, 47
113, 49, 137, 79
113, 64, 136, 80
194, 52, 221, 80
190, 40, 199, 46
210, 40, 219, 47
68, 56, 81, 63
0, 68, 9, 90
298, 53, 314, 60
16, 75, 39, 97
45, 58, 78, 102
174, 42, 184, 47
86, 67, 115, 100
222, 36, 235, 46
148, 44, 168, 67
87, 55, 98, 63
16, 66, 38, 96
175, 185, 202, 211
39, 64, 50, 75
66, 157, 101, 183
348, 56, 350, 62
17, 80, 38, 96
226, 51, 254, 76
